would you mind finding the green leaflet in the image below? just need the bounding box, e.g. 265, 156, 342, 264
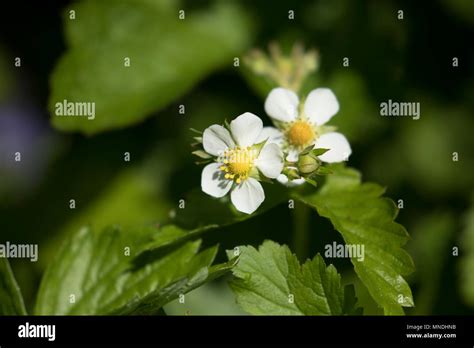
49, 0, 252, 134
294, 165, 415, 315
460, 199, 474, 307
0, 258, 27, 315
34, 224, 233, 315
228, 240, 361, 315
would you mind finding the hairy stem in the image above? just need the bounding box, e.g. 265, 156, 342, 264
292, 202, 311, 261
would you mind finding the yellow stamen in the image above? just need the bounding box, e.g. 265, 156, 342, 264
220, 146, 256, 184
287, 120, 316, 147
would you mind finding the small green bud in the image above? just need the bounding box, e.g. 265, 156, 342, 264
283, 167, 300, 180
297, 153, 320, 176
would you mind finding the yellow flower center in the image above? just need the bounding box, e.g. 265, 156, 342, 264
287, 120, 316, 147
220, 147, 256, 184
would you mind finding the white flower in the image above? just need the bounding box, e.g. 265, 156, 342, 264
201, 112, 284, 214
263, 87, 352, 185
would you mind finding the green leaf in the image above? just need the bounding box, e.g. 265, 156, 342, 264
294, 165, 415, 315
300, 144, 315, 155
460, 198, 474, 307
305, 177, 318, 188
311, 148, 330, 157
0, 258, 27, 315
49, 0, 252, 134
228, 240, 360, 315
34, 224, 232, 315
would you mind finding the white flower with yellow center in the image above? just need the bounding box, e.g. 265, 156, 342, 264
262, 87, 352, 185
201, 112, 284, 214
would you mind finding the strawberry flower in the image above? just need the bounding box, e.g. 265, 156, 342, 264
262, 87, 352, 185
200, 113, 284, 214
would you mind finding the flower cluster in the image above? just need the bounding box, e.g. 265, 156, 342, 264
193, 86, 351, 214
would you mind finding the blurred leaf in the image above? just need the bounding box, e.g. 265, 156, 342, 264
367, 102, 474, 194
408, 212, 455, 314
294, 165, 414, 315
0, 258, 27, 315
441, 0, 474, 25
164, 282, 245, 315
34, 224, 233, 315
228, 240, 360, 315
40, 145, 175, 269
49, 0, 252, 134
0, 48, 14, 102
460, 198, 474, 307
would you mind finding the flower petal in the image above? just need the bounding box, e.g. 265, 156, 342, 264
286, 148, 300, 162
256, 143, 284, 179
230, 178, 264, 214
314, 132, 351, 163
264, 87, 299, 122
304, 88, 339, 126
255, 126, 284, 146
230, 112, 263, 147
277, 174, 305, 187
201, 163, 232, 198
203, 125, 235, 157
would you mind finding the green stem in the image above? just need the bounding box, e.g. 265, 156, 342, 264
292, 202, 311, 261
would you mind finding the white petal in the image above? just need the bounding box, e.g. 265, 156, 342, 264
255, 126, 284, 146
314, 132, 351, 163
230, 178, 264, 214
256, 143, 284, 179
286, 148, 300, 162
203, 125, 235, 157
264, 87, 299, 122
304, 88, 339, 126
201, 163, 232, 198
277, 174, 305, 187
230, 112, 263, 147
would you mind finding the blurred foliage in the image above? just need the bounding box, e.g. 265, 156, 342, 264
407, 212, 455, 314
441, 0, 474, 25
0, 48, 13, 101
367, 101, 474, 196
164, 281, 245, 315
49, 0, 252, 134
0, 0, 473, 315
0, 258, 27, 315
460, 199, 474, 307
40, 144, 176, 269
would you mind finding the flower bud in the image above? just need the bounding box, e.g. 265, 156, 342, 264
283, 167, 300, 180
297, 153, 320, 176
